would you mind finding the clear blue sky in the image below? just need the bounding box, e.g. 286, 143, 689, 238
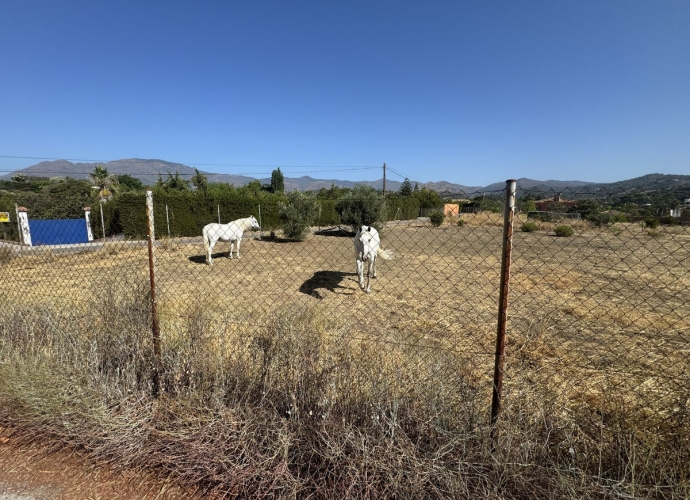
1, 1, 688, 187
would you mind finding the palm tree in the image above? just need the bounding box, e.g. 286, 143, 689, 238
90, 165, 119, 201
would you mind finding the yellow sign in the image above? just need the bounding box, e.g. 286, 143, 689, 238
0, 212, 9, 223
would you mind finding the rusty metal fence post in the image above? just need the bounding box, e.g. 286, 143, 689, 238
490, 179, 517, 445
146, 190, 162, 397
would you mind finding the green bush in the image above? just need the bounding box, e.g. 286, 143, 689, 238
335, 185, 385, 230
315, 200, 339, 226
429, 210, 445, 227
521, 222, 539, 232
456, 218, 466, 227
588, 212, 626, 227
554, 225, 574, 237
278, 191, 319, 240
644, 217, 660, 229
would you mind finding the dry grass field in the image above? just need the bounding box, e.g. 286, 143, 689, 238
4, 216, 689, 405
2, 214, 689, 497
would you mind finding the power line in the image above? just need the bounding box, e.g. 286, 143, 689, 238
386, 166, 426, 186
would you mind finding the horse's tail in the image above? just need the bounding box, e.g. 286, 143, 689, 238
377, 247, 393, 260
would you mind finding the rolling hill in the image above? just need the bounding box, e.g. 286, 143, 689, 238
3, 159, 690, 199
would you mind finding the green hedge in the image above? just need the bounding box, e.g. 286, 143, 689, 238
0, 192, 19, 241
384, 197, 420, 221
111, 192, 286, 239
315, 200, 340, 226
96, 192, 423, 239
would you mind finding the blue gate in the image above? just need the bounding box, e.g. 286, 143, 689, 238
29, 219, 89, 245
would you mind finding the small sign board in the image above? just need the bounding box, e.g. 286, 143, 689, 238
0, 212, 10, 223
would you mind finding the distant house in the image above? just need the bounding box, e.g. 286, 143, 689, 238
534, 193, 577, 212
443, 203, 460, 217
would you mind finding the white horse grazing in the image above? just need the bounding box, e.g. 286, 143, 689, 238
353, 225, 393, 294
202, 216, 260, 265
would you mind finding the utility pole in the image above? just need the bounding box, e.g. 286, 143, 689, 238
382, 163, 386, 197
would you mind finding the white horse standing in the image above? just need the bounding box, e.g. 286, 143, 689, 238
353, 225, 393, 294
202, 216, 260, 265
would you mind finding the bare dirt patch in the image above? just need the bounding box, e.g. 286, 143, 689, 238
0, 427, 199, 500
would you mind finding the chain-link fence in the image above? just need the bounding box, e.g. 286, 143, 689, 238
1, 181, 688, 498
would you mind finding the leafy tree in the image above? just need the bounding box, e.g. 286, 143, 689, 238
335, 184, 385, 229
239, 180, 264, 197
10, 174, 27, 183
17, 178, 93, 219
156, 172, 190, 192
116, 174, 145, 192
191, 168, 208, 192
571, 199, 603, 220
207, 182, 237, 197
517, 194, 537, 213
316, 184, 350, 200
270, 168, 285, 193
478, 195, 502, 213
399, 178, 413, 196
412, 187, 443, 210
413, 183, 419, 192
278, 191, 319, 240
518, 199, 537, 213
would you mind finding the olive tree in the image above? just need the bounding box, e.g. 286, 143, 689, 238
335, 185, 385, 230
278, 191, 319, 240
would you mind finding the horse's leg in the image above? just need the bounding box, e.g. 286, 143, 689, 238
356, 259, 364, 289
372, 254, 378, 278
365, 258, 374, 294
207, 237, 215, 265
236, 237, 241, 259
228, 239, 234, 259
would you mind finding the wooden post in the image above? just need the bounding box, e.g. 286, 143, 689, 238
100, 200, 106, 239
382, 163, 386, 197
146, 191, 162, 398
490, 179, 517, 447
165, 204, 171, 238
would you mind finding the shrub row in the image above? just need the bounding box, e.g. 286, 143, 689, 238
99, 192, 423, 239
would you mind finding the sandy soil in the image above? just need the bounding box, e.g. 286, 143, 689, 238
0, 426, 199, 500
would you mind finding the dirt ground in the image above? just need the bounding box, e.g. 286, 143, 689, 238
4, 218, 690, 371
5, 216, 689, 330
0, 427, 199, 500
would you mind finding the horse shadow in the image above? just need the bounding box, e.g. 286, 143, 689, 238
299, 270, 357, 299
188, 253, 226, 264
314, 226, 356, 238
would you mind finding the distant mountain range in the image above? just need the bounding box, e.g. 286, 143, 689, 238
3, 158, 690, 198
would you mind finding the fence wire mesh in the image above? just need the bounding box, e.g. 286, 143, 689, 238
505, 186, 690, 484
1, 181, 689, 497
